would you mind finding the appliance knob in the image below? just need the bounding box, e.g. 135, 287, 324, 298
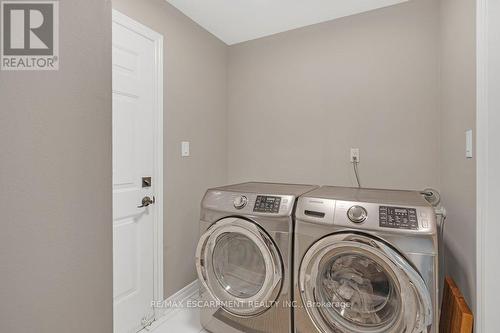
233, 196, 248, 209
348, 205, 367, 223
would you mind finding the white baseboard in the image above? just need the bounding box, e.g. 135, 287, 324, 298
166, 280, 199, 303
143, 280, 199, 331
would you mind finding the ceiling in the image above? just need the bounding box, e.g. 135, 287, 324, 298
166, 0, 409, 45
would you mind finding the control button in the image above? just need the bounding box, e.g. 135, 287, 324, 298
233, 196, 248, 209
347, 205, 368, 223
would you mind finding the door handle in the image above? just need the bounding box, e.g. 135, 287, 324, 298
138, 196, 155, 208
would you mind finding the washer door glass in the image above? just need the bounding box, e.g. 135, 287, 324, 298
317, 252, 401, 328
196, 217, 283, 317
299, 234, 433, 333
212, 232, 266, 298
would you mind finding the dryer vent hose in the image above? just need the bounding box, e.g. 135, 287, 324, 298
421, 188, 441, 207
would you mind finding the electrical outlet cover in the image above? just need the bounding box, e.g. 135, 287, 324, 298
350, 148, 360, 162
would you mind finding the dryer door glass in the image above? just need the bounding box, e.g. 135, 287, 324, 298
196, 217, 283, 317
212, 232, 266, 298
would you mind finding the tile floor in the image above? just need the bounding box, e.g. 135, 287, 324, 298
142, 288, 207, 333
144, 307, 206, 333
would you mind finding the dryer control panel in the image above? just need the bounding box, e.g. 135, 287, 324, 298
253, 195, 281, 213
379, 206, 418, 230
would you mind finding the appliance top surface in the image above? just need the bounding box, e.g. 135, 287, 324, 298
303, 186, 431, 208
201, 182, 318, 219
210, 182, 318, 197
296, 186, 437, 236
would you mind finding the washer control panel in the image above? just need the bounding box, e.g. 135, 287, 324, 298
253, 195, 281, 213
379, 206, 418, 230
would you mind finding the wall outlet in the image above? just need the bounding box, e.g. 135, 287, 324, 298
350, 148, 360, 162
181, 141, 190, 157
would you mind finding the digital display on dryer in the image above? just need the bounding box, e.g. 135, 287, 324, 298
253, 196, 281, 213
379, 206, 418, 230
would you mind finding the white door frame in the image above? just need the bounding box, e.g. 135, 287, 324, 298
476, 1, 500, 332
112, 9, 165, 319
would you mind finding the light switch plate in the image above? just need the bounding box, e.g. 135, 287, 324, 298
466, 129, 473, 159
181, 141, 190, 157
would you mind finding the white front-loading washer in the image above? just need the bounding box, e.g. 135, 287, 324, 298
196, 182, 318, 333
294, 186, 438, 333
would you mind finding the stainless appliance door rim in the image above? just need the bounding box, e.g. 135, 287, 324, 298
299, 233, 432, 333
196, 217, 283, 317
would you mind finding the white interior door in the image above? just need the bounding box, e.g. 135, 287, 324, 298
112, 12, 162, 333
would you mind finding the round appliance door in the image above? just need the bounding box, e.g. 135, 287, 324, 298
196, 217, 283, 317
299, 233, 432, 333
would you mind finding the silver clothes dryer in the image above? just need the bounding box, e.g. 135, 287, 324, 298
294, 186, 438, 333
196, 182, 317, 333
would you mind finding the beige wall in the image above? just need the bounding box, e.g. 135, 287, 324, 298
111, 0, 228, 297
227, 0, 477, 314
0, 0, 478, 331
110, 1, 479, 310
439, 0, 476, 311
0, 1, 113, 332
227, 0, 441, 191
110, 0, 479, 313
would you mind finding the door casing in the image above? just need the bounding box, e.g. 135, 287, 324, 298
476, 1, 500, 332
